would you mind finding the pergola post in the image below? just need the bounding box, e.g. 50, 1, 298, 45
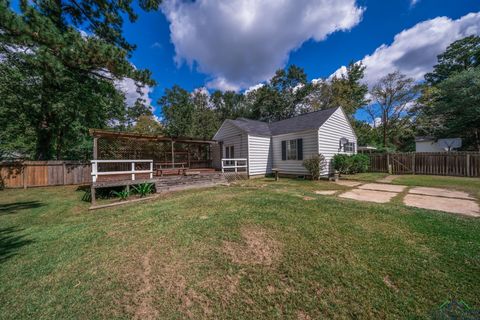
171, 139, 175, 168
93, 137, 98, 160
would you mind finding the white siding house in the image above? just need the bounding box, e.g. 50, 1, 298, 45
213, 107, 357, 177
272, 129, 318, 175
318, 107, 356, 175
248, 135, 272, 176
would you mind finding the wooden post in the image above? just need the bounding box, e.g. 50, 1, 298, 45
131, 161, 135, 181
171, 140, 175, 168
23, 163, 27, 189
92, 161, 98, 183
63, 162, 67, 185
466, 154, 470, 177
91, 185, 96, 206
386, 153, 392, 174
93, 137, 98, 160
149, 161, 153, 179
412, 153, 415, 175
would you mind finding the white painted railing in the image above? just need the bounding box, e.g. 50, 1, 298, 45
221, 158, 248, 173
91, 160, 153, 183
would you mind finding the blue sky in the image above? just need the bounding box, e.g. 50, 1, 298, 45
120, 0, 479, 120
13, 0, 480, 120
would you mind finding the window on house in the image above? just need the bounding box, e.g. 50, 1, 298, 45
344, 142, 355, 152
287, 140, 297, 160
225, 145, 234, 165
281, 139, 303, 161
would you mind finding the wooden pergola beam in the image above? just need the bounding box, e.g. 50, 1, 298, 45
88, 128, 217, 144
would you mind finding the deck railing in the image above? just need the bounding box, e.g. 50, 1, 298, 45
221, 158, 248, 173
91, 160, 153, 183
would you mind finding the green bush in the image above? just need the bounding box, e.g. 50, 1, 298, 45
332, 154, 369, 174
132, 182, 154, 197
332, 154, 352, 174
112, 188, 130, 200
303, 154, 326, 180
350, 154, 369, 174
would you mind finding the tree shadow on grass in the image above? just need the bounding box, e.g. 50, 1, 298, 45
0, 227, 33, 264
0, 201, 44, 215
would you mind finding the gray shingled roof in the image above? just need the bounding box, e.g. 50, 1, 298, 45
229, 118, 272, 136
228, 107, 339, 136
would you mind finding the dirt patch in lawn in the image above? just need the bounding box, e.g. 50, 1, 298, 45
133, 250, 157, 320
223, 226, 282, 266
383, 275, 398, 292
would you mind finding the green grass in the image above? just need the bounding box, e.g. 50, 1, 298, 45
1, 179, 479, 319
342, 172, 389, 182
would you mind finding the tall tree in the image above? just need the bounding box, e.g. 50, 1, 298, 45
307, 62, 368, 117
425, 35, 480, 85
415, 36, 480, 150
0, 0, 161, 159
248, 65, 312, 122
368, 71, 418, 147
131, 115, 163, 135
159, 85, 195, 137
417, 67, 480, 150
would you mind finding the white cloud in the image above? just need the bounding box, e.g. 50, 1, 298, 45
244, 83, 265, 95
205, 77, 241, 92
410, 0, 420, 7
162, 0, 364, 91
332, 12, 480, 87
115, 77, 154, 109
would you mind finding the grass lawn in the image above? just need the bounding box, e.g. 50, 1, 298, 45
342, 172, 389, 182
1, 178, 479, 319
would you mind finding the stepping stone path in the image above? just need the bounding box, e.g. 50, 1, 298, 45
339, 189, 398, 203
314, 190, 337, 195
404, 194, 479, 217
408, 187, 474, 200
333, 179, 480, 217
358, 183, 406, 193
334, 180, 362, 187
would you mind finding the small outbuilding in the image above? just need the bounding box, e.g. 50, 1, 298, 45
415, 136, 462, 152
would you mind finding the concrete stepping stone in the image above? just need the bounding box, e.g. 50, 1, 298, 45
314, 190, 337, 195
339, 189, 398, 203
408, 187, 474, 200
335, 180, 362, 187
404, 194, 480, 217
358, 183, 406, 193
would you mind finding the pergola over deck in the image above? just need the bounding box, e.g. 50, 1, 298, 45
89, 129, 217, 171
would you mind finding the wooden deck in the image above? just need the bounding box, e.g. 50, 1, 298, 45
92, 168, 226, 192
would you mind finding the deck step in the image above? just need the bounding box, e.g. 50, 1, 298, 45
155, 173, 227, 193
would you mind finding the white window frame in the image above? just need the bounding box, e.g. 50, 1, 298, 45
344, 142, 355, 153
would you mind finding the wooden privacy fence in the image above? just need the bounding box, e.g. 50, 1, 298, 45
367, 152, 480, 177
0, 161, 91, 188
